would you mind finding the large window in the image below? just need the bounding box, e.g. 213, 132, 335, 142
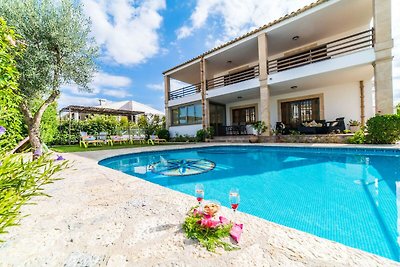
281, 98, 320, 128
232, 106, 256, 124
171, 104, 202, 125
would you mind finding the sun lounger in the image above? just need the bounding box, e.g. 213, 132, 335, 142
80, 132, 104, 148
133, 135, 146, 144
108, 135, 129, 146
148, 134, 167, 145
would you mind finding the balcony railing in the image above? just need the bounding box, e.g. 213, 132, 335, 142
267, 28, 374, 74
169, 83, 201, 100
206, 65, 259, 90
168, 66, 260, 100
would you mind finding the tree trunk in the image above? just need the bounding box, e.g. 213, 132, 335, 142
20, 89, 60, 159
27, 120, 42, 158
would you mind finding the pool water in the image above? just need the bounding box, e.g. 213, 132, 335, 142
99, 146, 400, 261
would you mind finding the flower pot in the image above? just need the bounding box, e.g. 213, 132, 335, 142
249, 135, 259, 143
349, 125, 360, 133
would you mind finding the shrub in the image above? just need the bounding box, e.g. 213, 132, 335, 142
137, 114, 163, 140
196, 127, 214, 142
157, 128, 170, 141
366, 114, 400, 144
347, 128, 366, 144
40, 102, 59, 144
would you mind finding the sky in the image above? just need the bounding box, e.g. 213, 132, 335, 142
59, 0, 400, 112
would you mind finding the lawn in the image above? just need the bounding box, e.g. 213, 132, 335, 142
50, 142, 182, 153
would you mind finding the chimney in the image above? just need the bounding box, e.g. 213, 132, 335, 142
99, 99, 106, 106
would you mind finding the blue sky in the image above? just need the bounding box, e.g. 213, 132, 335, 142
59, 0, 400, 111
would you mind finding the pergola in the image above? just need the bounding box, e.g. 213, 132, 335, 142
59, 105, 145, 145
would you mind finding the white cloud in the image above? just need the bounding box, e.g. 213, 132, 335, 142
176, 0, 314, 42
60, 71, 133, 107
146, 83, 164, 91
82, 0, 166, 65
102, 88, 132, 98
58, 93, 101, 109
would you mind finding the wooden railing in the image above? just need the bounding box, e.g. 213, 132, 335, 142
206, 65, 259, 90
268, 28, 374, 74
169, 83, 201, 100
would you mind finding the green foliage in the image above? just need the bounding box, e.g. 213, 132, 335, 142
251, 121, 268, 135
0, 93, 67, 241
347, 128, 366, 144
366, 114, 400, 144
172, 134, 196, 142
54, 115, 121, 145
39, 102, 58, 144
0, 152, 68, 240
156, 128, 170, 141
183, 207, 238, 253
0, 17, 24, 147
396, 103, 400, 115
196, 127, 214, 142
0, 0, 98, 99
137, 115, 163, 140
349, 120, 361, 126
0, 0, 98, 151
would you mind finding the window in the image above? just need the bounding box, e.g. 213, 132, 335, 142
281, 98, 320, 128
171, 104, 202, 125
232, 106, 256, 124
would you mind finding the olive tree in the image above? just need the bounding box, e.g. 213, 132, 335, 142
0, 0, 97, 155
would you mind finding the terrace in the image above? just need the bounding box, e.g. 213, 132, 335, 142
168, 28, 374, 101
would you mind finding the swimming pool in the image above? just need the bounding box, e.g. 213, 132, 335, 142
99, 145, 400, 261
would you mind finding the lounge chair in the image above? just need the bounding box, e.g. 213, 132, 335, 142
97, 132, 108, 142
108, 135, 129, 146
80, 132, 104, 148
148, 134, 167, 145
133, 135, 146, 144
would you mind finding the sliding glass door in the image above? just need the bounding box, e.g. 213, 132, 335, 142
281, 98, 320, 128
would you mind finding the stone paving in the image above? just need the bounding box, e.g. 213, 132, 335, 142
0, 143, 399, 266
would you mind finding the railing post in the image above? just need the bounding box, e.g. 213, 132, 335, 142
164, 75, 171, 129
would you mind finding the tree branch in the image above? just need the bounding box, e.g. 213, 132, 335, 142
33, 89, 60, 123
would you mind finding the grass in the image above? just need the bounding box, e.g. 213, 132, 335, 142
50, 142, 181, 153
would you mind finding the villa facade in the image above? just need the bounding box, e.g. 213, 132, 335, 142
163, 0, 394, 137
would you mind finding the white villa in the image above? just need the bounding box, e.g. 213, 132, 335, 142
65, 100, 164, 122
163, 0, 394, 137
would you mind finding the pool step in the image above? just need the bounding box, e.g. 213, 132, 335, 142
208, 135, 252, 143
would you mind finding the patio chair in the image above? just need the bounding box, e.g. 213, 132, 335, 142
326, 117, 345, 133
80, 132, 104, 148
275, 122, 290, 135
148, 134, 167, 145
97, 132, 108, 142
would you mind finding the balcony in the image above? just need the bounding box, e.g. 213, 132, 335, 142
206, 65, 259, 90
267, 29, 374, 74
169, 66, 259, 101
169, 83, 200, 100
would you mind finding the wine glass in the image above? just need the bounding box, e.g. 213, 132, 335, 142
195, 184, 204, 206
229, 188, 240, 218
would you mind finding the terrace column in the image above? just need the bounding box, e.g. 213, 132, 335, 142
164, 75, 171, 129
373, 0, 394, 114
257, 33, 271, 136
200, 57, 210, 129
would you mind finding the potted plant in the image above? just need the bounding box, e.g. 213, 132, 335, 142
348, 120, 361, 133
250, 121, 268, 143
